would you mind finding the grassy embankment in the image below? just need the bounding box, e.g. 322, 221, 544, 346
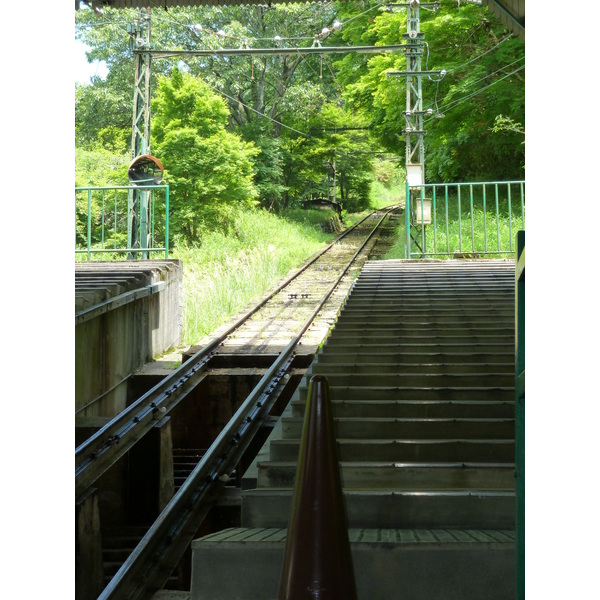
172, 184, 405, 347
172, 208, 340, 346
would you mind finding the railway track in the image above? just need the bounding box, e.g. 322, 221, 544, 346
76, 204, 399, 600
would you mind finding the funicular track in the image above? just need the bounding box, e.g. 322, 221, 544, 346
76, 205, 399, 600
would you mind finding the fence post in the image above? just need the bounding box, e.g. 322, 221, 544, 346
165, 186, 170, 259
278, 375, 357, 600
87, 189, 92, 261
405, 181, 411, 259
515, 230, 525, 600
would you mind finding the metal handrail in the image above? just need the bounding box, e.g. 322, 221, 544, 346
405, 180, 525, 259
278, 375, 358, 600
75, 184, 169, 260
515, 230, 525, 600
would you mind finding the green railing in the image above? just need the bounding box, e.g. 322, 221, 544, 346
404, 180, 525, 259
75, 185, 169, 260
515, 230, 525, 600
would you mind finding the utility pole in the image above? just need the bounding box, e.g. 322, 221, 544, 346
404, 1, 425, 181
388, 1, 441, 258
127, 7, 152, 258
405, 0, 426, 257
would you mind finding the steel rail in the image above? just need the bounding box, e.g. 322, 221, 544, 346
97, 205, 397, 600
75, 208, 388, 498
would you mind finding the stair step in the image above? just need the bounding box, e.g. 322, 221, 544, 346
103, 560, 127, 576
190, 260, 517, 599
174, 461, 202, 469
315, 351, 513, 364
103, 548, 135, 562
257, 461, 515, 490
190, 527, 515, 600
297, 385, 514, 401
337, 314, 514, 323
345, 294, 514, 304
101, 527, 147, 546
330, 320, 513, 332
290, 399, 515, 419
296, 372, 514, 388
343, 302, 514, 312
311, 361, 514, 374
348, 288, 514, 297
241, 489, 515, 529
326, 335, 514, 348
280, 417, 514, 440
269, 438, 514, 462
322, 340, 514, 353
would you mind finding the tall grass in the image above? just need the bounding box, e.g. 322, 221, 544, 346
171, 208, 336, 345
369, 179, 405, 210
423, 207, 523, 256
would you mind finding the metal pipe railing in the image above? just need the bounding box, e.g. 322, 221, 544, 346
515, 230, 525, 600
278, 375, 357, 600
404, 180, 525, 259
75, 184, 169, 260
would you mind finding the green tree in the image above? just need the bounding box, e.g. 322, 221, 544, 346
332, 1, 525, 182
152, 70, 259, 243
75, 6, 139, 148
278, 101, 375, 211
75, 146, 130, 247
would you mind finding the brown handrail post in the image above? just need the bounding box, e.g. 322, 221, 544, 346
278, 375, 358, 600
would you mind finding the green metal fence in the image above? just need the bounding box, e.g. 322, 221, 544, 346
404, 180, 525, 259
515, 230, 525, 600
75, 185, 169, 260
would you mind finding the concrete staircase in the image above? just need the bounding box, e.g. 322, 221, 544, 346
190, 259, 516, 600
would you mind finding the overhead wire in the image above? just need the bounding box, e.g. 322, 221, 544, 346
203, 82, 311, 138
421, 52, 524, 120
444, 33, 515, 74
423, 55, 524, 112
139, 3, 352, 135
424, 63, 525, 124
420, 30, 518, 112
341, 1, 388, 27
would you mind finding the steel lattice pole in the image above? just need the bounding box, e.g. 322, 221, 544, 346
128, 7, 152, 258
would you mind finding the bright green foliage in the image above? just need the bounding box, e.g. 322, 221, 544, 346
152, 69, 230, 142
279, 102, 376, 211
370, 159, 405, 208
75, 1, 525, 224
75, 82, 132, 150
75, 147, 131, 247
75, 7, 137, 148
240, 122, 288, 210
75, 146, 129, 188
422, 5, 525, 182
332, 1, 525, 182
152, 70, 259, 243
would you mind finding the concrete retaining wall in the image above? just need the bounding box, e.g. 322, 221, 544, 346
75, 260, 183, 417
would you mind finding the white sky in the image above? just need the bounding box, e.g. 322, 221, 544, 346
75, 38, 109, 84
